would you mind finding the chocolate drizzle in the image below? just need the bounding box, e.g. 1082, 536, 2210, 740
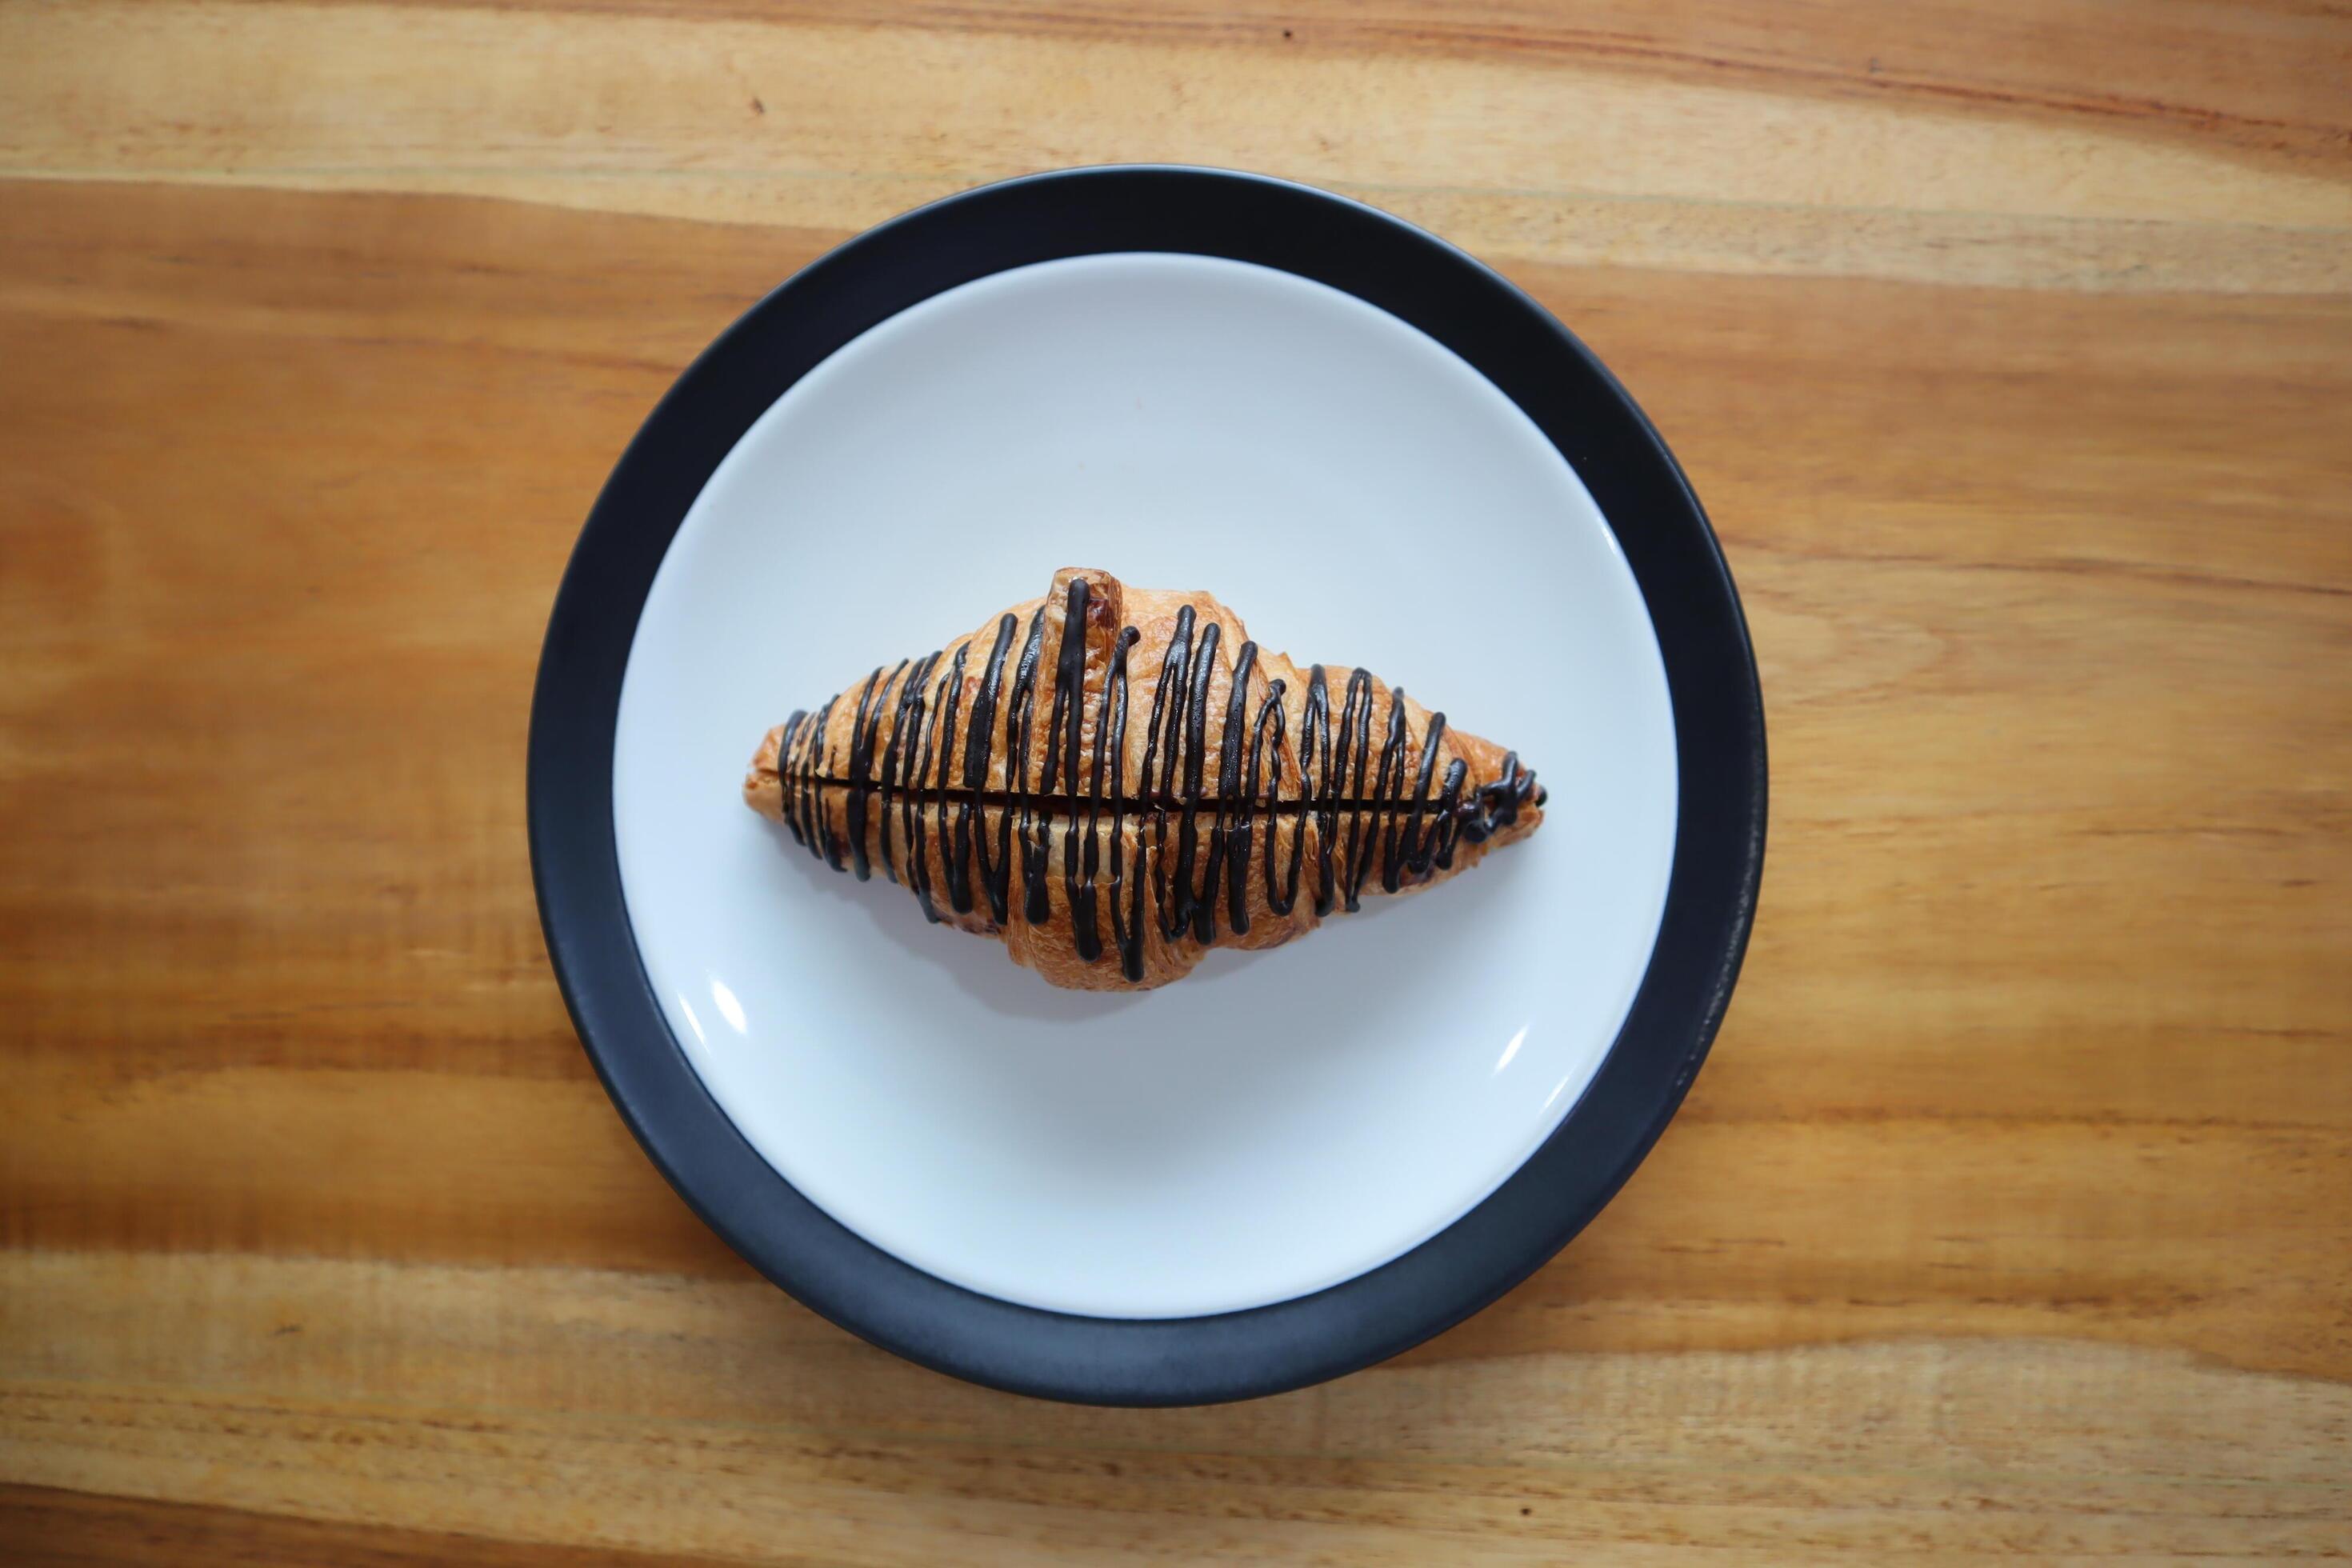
770, 576, 1543, 978
965, 613, 1020, 922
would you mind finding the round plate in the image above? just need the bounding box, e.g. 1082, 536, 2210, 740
530, 166, 1765, 1405
618, 248, 1676, 1318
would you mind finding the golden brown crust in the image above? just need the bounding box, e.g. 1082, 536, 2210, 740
742, 567, 1543, 990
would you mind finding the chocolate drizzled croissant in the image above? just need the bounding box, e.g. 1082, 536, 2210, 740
745, 567, 1545, 990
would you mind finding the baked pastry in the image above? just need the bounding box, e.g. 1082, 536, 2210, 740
744, 567, 1545, 990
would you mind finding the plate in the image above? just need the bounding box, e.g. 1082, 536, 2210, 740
530, 166, 1764, 1404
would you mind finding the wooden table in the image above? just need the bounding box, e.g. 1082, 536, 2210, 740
4, 2, 2347, 1560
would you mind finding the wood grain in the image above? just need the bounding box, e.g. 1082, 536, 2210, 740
5, 2, 2349, 294
2, 0, 2349, 1558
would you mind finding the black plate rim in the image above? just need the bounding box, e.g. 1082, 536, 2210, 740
528, 163, 1766, 1406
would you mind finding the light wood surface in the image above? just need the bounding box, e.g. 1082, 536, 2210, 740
3, 2, 2349, 1560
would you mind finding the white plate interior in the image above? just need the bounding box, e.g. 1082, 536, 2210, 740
614, 253, 1677, 1318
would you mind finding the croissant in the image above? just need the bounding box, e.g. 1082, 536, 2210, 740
744, 567, 1545, 990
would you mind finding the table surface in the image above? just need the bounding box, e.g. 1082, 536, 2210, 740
3, 2, 2348, 1561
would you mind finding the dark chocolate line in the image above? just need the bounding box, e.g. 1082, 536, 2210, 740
777, 781, 1512, 818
